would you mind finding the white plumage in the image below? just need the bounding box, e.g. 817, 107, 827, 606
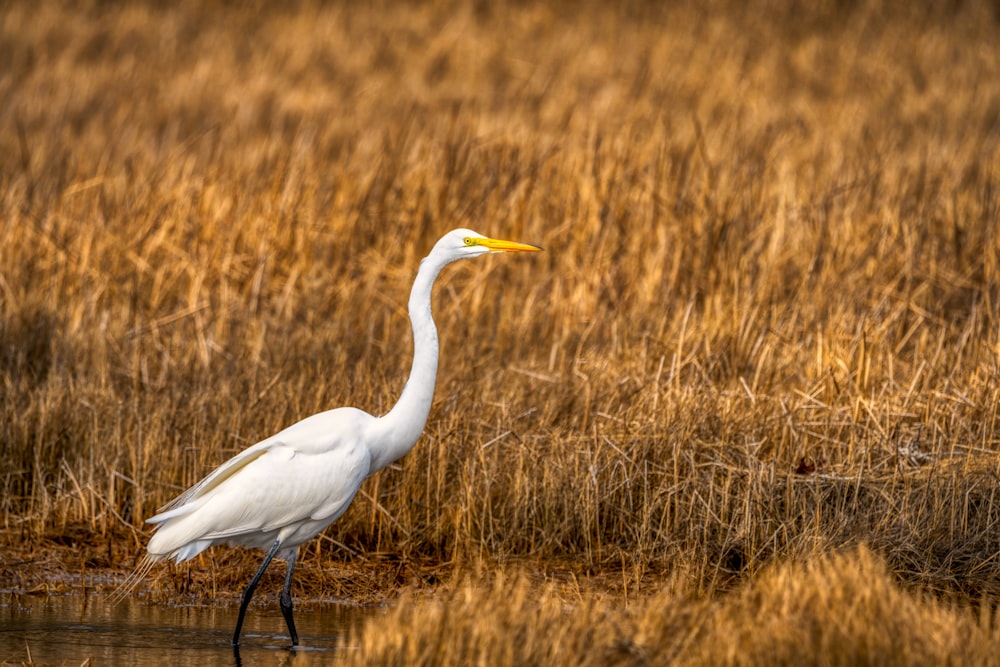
147, 407, 372, 561
117, 228, 541, 648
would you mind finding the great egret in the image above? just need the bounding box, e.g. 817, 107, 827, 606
119, 229, 541, 647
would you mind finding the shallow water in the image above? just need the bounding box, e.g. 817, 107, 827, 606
0, 592, 378, 665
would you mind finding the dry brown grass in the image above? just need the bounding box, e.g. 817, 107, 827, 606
350, 546, 1000, 666
2, 0, 1000, 661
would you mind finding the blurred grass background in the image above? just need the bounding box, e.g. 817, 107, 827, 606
2, 0, 1000, 661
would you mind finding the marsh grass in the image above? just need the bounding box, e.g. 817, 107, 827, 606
2, 0, 1000, 660
351, 547, 1000, 666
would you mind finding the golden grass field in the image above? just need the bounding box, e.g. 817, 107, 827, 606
3, 0, 1000, 663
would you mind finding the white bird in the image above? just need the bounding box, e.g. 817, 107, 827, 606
118, 229, 541, 647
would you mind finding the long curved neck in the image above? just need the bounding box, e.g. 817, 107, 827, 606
368, 254, 446, 473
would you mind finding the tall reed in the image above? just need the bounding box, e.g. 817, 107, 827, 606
1, 0, 998, 604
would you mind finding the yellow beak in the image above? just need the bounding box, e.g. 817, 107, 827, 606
477, 237, 543, 253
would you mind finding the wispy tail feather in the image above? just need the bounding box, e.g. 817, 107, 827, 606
108, 552, 160, 605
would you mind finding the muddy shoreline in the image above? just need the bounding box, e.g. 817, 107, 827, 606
0, 528, 651, 609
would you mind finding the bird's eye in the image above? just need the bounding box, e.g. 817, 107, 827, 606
463, 237, 476, 246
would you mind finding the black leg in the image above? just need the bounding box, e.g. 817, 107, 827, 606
232, 540, 282, 647
279, 547, 300, 646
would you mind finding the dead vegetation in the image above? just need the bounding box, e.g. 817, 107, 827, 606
350, 547, 1000, 667
2, 0, 1000, 661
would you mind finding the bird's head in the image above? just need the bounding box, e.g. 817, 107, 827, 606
433, 228, 542, 261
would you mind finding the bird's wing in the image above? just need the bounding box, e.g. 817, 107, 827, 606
154, 439, 275, 514
189, 437, 371, 539
147, 407, 376, 548
152, 407, 375, 517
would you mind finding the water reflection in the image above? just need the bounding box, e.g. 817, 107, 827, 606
0, 592, 377, 665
